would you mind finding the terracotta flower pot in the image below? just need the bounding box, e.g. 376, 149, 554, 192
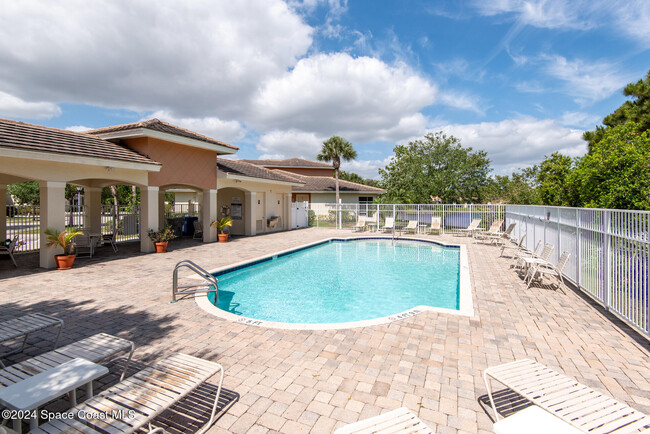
154, 241, 168, 253
55, 254, 76, 270
218, 233, 229, 243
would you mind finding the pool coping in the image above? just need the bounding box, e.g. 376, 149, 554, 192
194, 236, 474, 330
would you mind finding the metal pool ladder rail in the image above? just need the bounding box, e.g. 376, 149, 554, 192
172, 259, 218, 303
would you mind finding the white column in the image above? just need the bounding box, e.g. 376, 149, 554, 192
39, 181, 66, 268
263, 192, 270, 233
84, 187, 102, 233
0, 185, 6, 240
284, 193, 292, 230
202, 189, 217, 242
158, 190, 166, 229
140, 186, 159, 253
244, 191, 256, 236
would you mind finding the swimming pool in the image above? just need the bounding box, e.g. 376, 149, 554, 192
198, 238, 472, 329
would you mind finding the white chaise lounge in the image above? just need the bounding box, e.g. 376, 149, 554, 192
0, 313, 64, 365
484, 359, 650, 433
334, 407, 433, 434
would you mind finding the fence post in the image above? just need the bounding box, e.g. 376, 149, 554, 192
576, 208, 581, 289
604, 210, 612, 311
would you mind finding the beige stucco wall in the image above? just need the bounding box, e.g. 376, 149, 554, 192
216, 187, 246, 235
123, 137, 217, 190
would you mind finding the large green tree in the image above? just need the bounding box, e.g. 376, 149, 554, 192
537, 152, 578, 206
339, 171, 381, 188
317, 136, 358, 207
483, 167, 541, 205
574, 123, 650, 210
379, 132, 491, 203
584, 70, 650, 150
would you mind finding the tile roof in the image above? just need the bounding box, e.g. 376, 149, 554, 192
87, 119, 238, 150
239, 158, 333, 168
0, 118, 160, 166
275, 170, 386, 193
218, 159, 304, 184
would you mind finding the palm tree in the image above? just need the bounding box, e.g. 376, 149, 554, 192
317, 136, 357, 228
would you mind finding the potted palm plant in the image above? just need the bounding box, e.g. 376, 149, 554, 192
211, 217, 232, 242
44, 228, 83, 269
147, 226, 176, 253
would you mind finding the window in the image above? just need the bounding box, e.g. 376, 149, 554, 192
358, 196, 373, 203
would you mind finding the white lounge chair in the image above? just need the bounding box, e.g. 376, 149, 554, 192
499, 233, 526, 258
33, 353, 225, 434
513, 240, 542, 268
0, 313, 63, 365
382, 217, 395, 232
526, 250, 571, 289
402, 220, 418, 234
457, 218, 481, 237
0, 333, 134, 384
520, 243, 554, 281
0, 236, 18, 268
484, 359, 650, 433
426, 217, 442, 235
481, 222, 516, 246
352, 216, 366, 232
474, 219, 504, 240
334, 407, 433, 434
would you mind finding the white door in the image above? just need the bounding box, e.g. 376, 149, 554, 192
292, 201, 309, 228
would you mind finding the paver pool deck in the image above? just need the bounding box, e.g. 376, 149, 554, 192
0, 227, 649, 433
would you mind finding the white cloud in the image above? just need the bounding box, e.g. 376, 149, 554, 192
514, 80, 545, 93
420, 117, 586, 174
541, 55, 631, 104
341, 157, 391, 180
0, 0, 313, 118
256, 130, 325, 159
0, 91, 61, 119
558, 111, 601, 129
147, 110, 246, 144
65, 125, 91, 132
252, 53, 437, 142
437, 91, 485, 115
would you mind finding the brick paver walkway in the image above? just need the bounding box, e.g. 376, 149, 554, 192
0, 228, 648, 433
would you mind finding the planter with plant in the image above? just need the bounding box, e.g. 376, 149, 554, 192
44, 228, 83, 269
147, 226, 176, 253
211, 217, 233, 242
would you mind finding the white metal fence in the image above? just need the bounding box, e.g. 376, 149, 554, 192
507, 205, 649, 336
308, 203, 505, 233
5, 204, 140, 253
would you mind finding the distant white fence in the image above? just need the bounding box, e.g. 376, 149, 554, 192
308, 203, 505, 232
507, 205, 649, 337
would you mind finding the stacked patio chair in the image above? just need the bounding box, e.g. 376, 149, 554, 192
193, 220, 204, 240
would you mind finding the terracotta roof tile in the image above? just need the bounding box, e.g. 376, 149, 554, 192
239, 158, 332, 168
274, 170, 385, 193
218, 159, 304, 184
0, 118, 160, 166
88, 119, 238, 150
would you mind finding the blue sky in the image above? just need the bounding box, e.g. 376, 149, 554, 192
0, 0, 648, 178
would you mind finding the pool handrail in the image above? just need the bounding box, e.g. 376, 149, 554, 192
172, 259, 218, 303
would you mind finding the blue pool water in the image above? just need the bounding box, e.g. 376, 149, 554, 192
208, 239, 460, 324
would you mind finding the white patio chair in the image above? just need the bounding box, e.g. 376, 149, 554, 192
513, 240, 542, 268
426, 217, 442, 235
499, 233, 526, 258
474, 219, 504, 241
402, 220, 418, 234
520, 243, 554, 281
334, 407, 433, 434
352, 216, 366, 232
0, 236, 18, 268
33, 353, 225, 434
457, 218, 481, 237
484, 359, 650, 432
526, 250, 571, 290
382, 217, 395, 232
484, 223, 516, 246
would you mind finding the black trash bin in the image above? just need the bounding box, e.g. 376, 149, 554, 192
183, 216, 199, 236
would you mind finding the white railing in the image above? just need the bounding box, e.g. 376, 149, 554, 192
308, 203, 505, 232
507, 205, 649, 336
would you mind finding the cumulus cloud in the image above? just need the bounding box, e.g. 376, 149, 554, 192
0, 0, 313, 118
0, 91, 61, 119
147, 110, 246, 144
341, 157, 391, 180
256, 130, 325, 158
420, 117, 586, 174
558, 111, 601, 129
65, 125, 92, 132
252, 53, 437, 142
